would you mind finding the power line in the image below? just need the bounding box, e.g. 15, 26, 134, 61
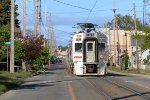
126, 8, 134, 15
53, 0, 90, 11
85, 0, 98, 22
41, 18, 72, 35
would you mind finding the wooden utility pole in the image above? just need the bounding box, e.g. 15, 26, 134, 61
44, 0, 47, 37
134, 0, 139, 72
34, 0, 38, 37
39, 0, 42, 35
143, 0, 145, 25
113, 0, 116, 66
116, 20, 120, 66
23, 0, 26, 37
48, 15, 54, 64
108, 25, 112, 66
10, 0, 15, 73
22, 0, 26, 71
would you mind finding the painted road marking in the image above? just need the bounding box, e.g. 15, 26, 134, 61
65, 69, 76, 100
67, 82, 76, 100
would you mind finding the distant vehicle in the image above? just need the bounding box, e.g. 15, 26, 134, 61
59, 59, 62, 63
0, 64, 21, 72
66, 23, 108, 76
14, 65, 21, 72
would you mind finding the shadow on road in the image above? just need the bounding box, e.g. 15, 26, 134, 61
113, 91, 150, 100
105, 72, 127, 77
19, 83, 55, 89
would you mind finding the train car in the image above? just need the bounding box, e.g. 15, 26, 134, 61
67, 23, 108, 75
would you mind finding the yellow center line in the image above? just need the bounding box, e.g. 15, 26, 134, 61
65, 68, 76, 100
67, 81, 76, 100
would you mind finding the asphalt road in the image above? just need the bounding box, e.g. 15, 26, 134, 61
0, 63, 150, 100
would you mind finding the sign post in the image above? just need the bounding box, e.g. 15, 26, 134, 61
5, 42, 14, 72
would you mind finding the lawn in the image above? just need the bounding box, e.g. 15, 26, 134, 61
108, 67, 150, 75
0, 71, 32, 94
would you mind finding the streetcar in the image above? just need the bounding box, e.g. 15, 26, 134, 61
66, 23, 108, 75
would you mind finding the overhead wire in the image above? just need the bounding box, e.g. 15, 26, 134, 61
48, 9, 136, 15
53, 0, 90, 11
85, 0, 98, 22
41, 18, 72, 35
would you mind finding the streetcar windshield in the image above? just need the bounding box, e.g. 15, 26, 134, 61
87, 43, 93, 51
75, 43, 82, 52
99, 43, 105, 51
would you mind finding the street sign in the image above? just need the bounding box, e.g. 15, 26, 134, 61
5, 42, 14, 45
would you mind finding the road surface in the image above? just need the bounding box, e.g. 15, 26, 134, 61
0, 63, 150, 100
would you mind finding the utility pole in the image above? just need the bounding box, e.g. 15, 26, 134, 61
108, 25, 112, 66
34, 0, 38, 37
48, 29, 51, 66
44, 0, 47, 37
134, 0, 139, 72
39, 0, 42, 35
22, 0, 26, 71
116, 20, 120, 66
44, 0, 47, 47
143, 0, 145, 25
48, 15, 54, 65
23, 0, 26, 37
10, 0, 15, 73
125, 32, 127, 52
113, 0, 116, 66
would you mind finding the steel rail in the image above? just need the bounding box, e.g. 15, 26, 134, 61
100, 77, 150, 100
84, 77, 112, 100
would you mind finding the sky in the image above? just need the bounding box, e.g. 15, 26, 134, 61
16, 0, 148, 46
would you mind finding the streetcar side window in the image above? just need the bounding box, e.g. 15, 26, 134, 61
75, 43, 82, 52
87, 43, 93, 51
99, 43, 105, 51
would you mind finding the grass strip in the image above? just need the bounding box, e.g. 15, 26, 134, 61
0, 71, 32, 94
108, 67, 150, 75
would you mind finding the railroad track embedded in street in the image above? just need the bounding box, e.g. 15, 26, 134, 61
100, 77, 150, 100
84, 77, 113, 100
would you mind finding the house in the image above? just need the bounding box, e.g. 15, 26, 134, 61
130, 35, 150, 70
100, 28, 150, 70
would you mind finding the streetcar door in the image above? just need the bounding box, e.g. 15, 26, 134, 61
86, 41, 95, 62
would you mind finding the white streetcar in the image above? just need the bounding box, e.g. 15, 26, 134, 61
66, 23, 108, 75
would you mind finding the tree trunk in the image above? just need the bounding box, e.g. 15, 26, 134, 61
22, 60, 26, 71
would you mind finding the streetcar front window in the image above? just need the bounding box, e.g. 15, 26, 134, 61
99, 43, 105, 51
75, 43, 82, 52
87, 43, 93, 51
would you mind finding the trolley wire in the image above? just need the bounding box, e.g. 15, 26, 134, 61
85, 0, 98, 22
41, 18, 72, 34
53, 0, 90, 11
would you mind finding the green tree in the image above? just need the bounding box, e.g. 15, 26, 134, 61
0, 25, 10, 61
141, 26, 150, 50
0, 0, 20, 62
122, 53, 129, 70
14, 39, 24, 64
0, 0, 20, 27
107, 14, 142, 31
34, 47, 50, 67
